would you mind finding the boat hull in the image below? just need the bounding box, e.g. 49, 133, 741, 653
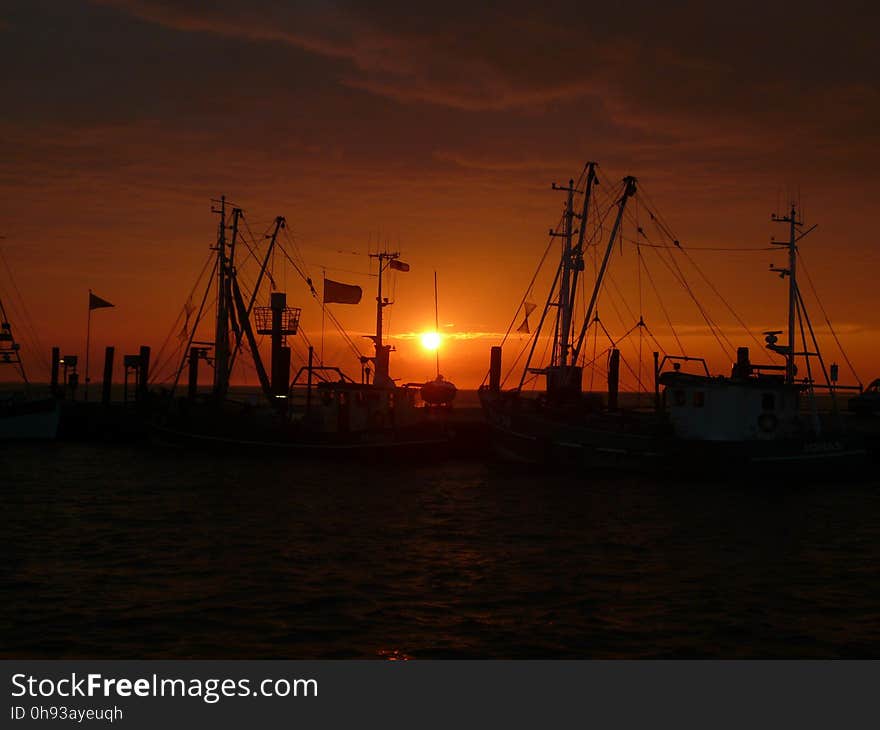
151, 397, 456, 457
420, 378, 457, 406
0, 399, 60, 441
480, 389, 869, 479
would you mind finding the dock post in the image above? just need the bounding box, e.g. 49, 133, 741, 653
137, 346, 150, 402
188, 347, 200, 400
306, 345, 314, 416
653, 351, 660, 414
489, 346, 502, 392
62, 355, 79, 400
608, 348, 620, 411
50, 347, 60, 397
102, 346, 114, 405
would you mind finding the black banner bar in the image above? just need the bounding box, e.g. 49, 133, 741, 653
3, 661, 877, 728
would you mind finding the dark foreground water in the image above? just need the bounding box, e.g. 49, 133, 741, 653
2, 442, 879, 658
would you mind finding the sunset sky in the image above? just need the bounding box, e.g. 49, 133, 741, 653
2, 1, 879, 389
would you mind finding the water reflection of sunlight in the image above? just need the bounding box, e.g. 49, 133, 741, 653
377, 648, 412, 661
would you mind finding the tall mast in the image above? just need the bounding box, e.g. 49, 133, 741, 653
369, 250, 400, 387
551, 178, 577, 367
771, 204, 801, 385
212, 195, 230, 398
434, 270, 440, 378
376, 253, 386, 351
567, 163, 598, 355
572, 176, 637, 363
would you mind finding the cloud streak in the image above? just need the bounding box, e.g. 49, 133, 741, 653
92, 1, 879, 149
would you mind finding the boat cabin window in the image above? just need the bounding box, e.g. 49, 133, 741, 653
762, 393, 775, 411
673, 390, 686, 406
693, 391, 705, 408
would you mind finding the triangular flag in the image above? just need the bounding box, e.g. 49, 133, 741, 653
89, 292, 114, 310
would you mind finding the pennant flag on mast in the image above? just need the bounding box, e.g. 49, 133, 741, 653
516, 302, 536, 334
84, 290, 114, 402
388, 259, 410, 272
89, 292, 114, 310
323, 278, 363, 305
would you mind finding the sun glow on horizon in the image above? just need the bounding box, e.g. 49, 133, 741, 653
420, 331, 441, 351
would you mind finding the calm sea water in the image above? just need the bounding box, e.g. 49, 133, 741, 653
2, 441, 879, 658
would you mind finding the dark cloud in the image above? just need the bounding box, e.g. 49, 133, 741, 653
2, 0, 879, 383
91, 1, 879, 136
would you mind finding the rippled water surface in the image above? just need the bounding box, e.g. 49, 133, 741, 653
3, 442, 879, 658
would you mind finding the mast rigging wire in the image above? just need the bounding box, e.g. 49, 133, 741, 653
799, 254, 862, 387
150, 249, 216, 383
0, 246, 50, 374
169, 257, 219, 395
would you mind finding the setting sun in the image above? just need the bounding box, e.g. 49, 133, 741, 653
420, 331, 441, 351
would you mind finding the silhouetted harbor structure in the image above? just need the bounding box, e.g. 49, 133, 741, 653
4, 184, 880, 472
480, 163, 868, 476
147, 197, 460, 454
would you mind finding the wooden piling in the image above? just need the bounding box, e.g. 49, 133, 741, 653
102, 346, 114, 405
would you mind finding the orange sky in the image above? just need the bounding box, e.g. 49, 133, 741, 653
2, 1, 879, 390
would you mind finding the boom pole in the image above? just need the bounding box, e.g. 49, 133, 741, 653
571, 176, 637, 363
567, 162, 598, 335
228, 215, 285, 374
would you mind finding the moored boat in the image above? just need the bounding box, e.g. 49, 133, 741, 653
480, 163, 866, 477
152, 197, 455, 454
